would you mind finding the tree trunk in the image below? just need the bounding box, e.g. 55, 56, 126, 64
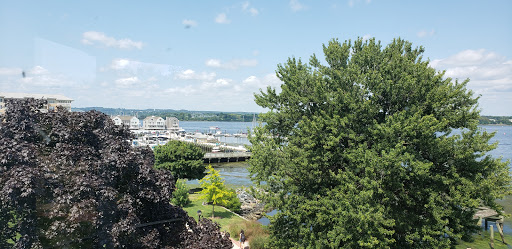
212, 204, 215, 218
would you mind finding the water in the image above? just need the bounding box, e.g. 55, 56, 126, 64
180, 121, 253, 145
179, 121, 254, 135
481, 125, 512, 234
188, 161, 253, 187
185, 122, 512, 230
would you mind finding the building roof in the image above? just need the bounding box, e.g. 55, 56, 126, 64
144, 116, 163, 121
0, 92, 73, 101
114, 115, 138, 122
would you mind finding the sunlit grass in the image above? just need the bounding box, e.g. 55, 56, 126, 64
455, 231, 512, 249
182, 193, 246, 237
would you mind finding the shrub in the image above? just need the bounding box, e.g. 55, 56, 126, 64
0, 99, 232, 248
171, 179, 191, 207
249, 234, 270, 249
223, 189, 242, 213
227, 220, 269, 248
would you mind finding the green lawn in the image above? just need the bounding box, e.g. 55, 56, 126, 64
455, 231, 512, 249
182, 193, 246, 238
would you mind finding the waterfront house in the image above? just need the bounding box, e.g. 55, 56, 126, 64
143, 116, 165, 130
165, 117, 180, 131
112, 116, 140, 130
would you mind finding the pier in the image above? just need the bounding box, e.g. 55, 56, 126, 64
203, 152, 251, 163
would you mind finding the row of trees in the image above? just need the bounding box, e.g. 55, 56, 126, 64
74, 107, 258, 122
248, 37, 511, 248
479, 116, 512, 125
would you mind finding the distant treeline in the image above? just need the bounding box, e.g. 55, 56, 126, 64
74, 107, 509, 125
73, 107, 258, 122
479, 116, 512, 125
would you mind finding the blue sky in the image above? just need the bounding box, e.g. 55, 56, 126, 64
0, 0, 511, 115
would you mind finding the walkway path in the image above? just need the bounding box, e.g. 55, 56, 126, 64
229, 237, 241, 249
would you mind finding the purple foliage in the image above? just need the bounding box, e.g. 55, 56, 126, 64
0, 99, 231, 248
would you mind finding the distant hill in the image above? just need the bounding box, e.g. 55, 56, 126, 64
73, 107, 258, 122
73, 108, 508, 125
479, 116, 512, 125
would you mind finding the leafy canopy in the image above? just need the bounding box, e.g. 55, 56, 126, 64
154, 140, 206, 180
0, 99, 231, 249
199, 165, 232, 218
249, 37, 511, 248
171, 179, 191, 207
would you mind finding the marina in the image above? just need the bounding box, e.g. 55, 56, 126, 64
124, 119, 255, 162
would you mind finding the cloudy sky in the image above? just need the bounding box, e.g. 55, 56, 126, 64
0, 1, 511, 115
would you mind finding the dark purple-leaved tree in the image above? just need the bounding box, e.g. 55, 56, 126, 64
0, 99, 232, 248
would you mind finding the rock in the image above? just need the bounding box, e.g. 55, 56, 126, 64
236, 188, 267, 220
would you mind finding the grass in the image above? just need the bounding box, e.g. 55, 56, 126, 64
182, 193, 246, 235
455, 231, 512, 249
225, 220, 270, 249
182, 193, 270, 248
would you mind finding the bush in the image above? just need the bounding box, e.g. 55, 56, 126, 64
249, 234, 270, 249
171, 179, 191, 207
222, 189, 242, 213
227, 220, 269, 248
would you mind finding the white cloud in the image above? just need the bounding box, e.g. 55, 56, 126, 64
234, 74, 281, 92
431, 49, 512, 114
182, 19, 198, 28
348, 0, 371, 7
82, 31, 143, 50
243, 75, 259, 85
290, 0, 306, 12
205, 59, 222, 68
29, 66, 49, 75
175, 69, 216, 81
205, 58, 258, 69
430, 49, 503, 67
108, 58, 181, 76
164, 85, 197, 95
417, 29, 435, 38
201, 78, 232, 89
249, 7, 259, 16
115, 77, 140, 88
0, 67, 22, 76
111, 59, 131, 70
242, 1, 259, 16
215, 13, 231, 24
362, 34, 372, 41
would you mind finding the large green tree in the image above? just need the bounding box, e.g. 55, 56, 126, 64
154, 140, 206, 180
249, 38, 511, 248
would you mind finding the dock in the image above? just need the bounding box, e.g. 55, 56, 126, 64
203, 152, 251, 163
473, 206, 507, 244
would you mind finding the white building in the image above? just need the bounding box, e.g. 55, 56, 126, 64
143, 116, 165, 130
112, 116, 140, 130
0, 92, 73, 114
165, 117, 180, 131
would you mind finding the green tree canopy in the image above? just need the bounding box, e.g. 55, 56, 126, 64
199, 165, 231, 218
249, 37, 511, 248
154, 140, 206, 180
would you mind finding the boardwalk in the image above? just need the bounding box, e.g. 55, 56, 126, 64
203, 152, 251, 163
